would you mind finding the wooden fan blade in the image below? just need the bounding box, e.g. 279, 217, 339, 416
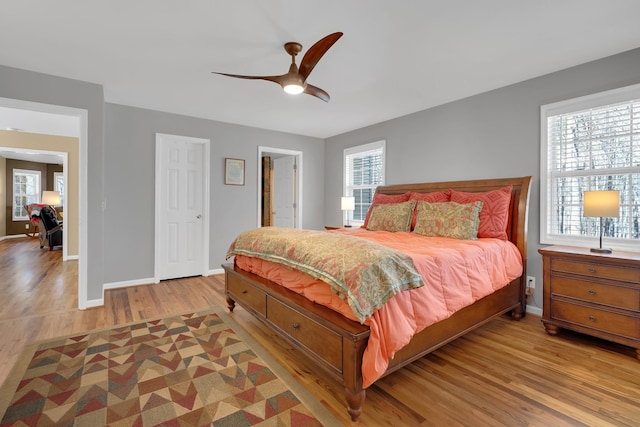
299, 32, 343, 80
304, 84, 330, 102
212, 72, 284, 85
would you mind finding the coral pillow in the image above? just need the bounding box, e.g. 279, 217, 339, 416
366, 201, 416, 232
449, 185, 512, 240
408, 191, 450, 229
413, 201, 483, 240
362, 192, 411, 227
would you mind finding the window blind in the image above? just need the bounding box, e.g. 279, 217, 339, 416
345, 141, 385, 222
545, 96, 640, 243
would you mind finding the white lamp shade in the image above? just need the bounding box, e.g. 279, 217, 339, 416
42, 190, 61, 206
583, 190, 619, 217
341, 196, 355, 211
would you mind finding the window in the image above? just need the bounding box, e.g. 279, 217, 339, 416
344, 140, 385, 225
54, 172, 64, 206
541, 84, 640, 250
13, 169, 41, 220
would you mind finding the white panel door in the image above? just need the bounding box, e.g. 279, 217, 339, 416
157, 134, 205, 280
273, 156, 296, 228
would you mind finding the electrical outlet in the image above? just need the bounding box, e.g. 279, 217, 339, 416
25, 223, 29, 230
526, 275, 536, 290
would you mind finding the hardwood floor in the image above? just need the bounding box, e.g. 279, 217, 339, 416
1, 236, 639, 426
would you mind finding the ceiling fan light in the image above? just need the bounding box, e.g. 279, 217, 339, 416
283, 84, 304, 95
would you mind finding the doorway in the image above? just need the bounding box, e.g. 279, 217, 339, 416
257, 147, 302, 228
0, 97, 88, 308
0, 146, 68, 258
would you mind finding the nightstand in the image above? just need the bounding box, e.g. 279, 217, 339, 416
538, 246, 640, 359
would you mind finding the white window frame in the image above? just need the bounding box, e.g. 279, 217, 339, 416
540, 83, 640, 251
12, 168, 42, 221
344, 140, 386, 226
54, 171, 64, 206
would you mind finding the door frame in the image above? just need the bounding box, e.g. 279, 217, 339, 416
257, 146, 303, 229
154, 133, 210, 282
0, 97, 87, 308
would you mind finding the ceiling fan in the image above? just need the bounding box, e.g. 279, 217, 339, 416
213, 32, 343, 102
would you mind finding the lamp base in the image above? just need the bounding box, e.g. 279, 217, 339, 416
590, 247, 612, 254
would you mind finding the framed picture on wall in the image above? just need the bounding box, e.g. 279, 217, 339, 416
225, 158, 245, 186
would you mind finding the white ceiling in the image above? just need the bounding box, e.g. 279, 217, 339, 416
0, 107, 74, 164
2, 1, 640, 139
0, 146, 64, 165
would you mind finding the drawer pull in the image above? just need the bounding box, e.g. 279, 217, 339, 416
588, 289, 596, 295
241, 290, 248, 294
292, 323, 300, 330
588, 267, 595, 273
588, 315, 596, 322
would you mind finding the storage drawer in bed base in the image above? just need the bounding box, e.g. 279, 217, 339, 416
223, 263, 370, 383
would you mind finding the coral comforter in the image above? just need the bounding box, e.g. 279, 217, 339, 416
233, 227, 523, 388
227, 227, 425, 322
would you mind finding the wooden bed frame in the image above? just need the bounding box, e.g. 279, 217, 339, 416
223, 176, 532, 421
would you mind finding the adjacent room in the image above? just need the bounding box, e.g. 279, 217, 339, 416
1, 2, 639, 425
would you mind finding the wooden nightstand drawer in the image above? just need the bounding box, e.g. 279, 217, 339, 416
540, 246, 640, 356
551, 300, 640, 339
551, 258, 640, 283
226, 276, 266, 316
551, 276, 640, 311
267, 296, 343, 371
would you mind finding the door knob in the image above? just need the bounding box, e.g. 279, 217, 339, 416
196, 214, 202, 219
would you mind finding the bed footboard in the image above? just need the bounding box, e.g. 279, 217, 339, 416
223, 263, 524, 421
223, 263, 370, 421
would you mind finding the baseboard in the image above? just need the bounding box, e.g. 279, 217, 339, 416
103, 271, 221, 297
84, 298, 104, 309
88, 274, 217, 310
0, 234, 29, 241
527, 305, 542, 317
103, 277, 156, 291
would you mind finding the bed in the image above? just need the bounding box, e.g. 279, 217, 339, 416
222, 176, 532, 421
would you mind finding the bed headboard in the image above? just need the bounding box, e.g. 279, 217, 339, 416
375, 176, 533, 264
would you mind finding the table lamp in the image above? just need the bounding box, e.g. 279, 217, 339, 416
341, 196, 355, 227
583, 190, 619, 253
41, 190, 61, 207
42, 190, 62, 219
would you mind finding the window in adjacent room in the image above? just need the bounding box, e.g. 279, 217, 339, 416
344, 140, 385, 225
540, 83, 640, 250
54, 171, 64, 206
13, 169, 42, 221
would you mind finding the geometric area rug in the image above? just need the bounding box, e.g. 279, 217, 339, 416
0, 306, 340, 426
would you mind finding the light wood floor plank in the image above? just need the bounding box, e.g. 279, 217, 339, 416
1, 237, 639, 426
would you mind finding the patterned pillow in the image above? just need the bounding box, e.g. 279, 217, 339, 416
408, 191, 451, 229
449, 185, 512, 240
366, 200, 416, 232
413, 201, 483, 240
362, 192, 411, 227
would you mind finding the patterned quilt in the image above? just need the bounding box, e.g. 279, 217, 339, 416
226, 227, 424, 322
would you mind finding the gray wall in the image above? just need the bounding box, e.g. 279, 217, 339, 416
104, 103, 324, 284
325, 48, 640, 311
0, 65, 105, 301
